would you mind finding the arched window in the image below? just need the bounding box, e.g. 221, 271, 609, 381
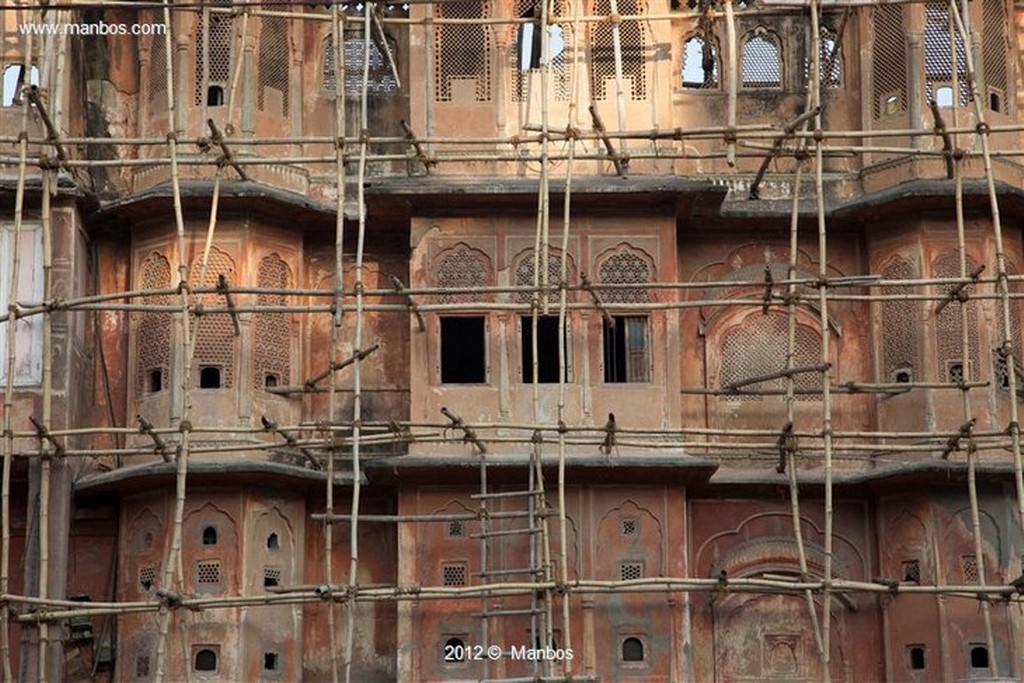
254, 254, 292, 391
981, 0, 1009, 113
872, 4, 906, 117
434, 244, 491, 304
933, 253, 980, 383
323, 34, 399, 95
924, 2, 968, 106
434, 1, 493, 102
194, 0, 234, 106
515, 249, 571, 304
189, 248, 237, 389
267, 532, 280, 550
622, 636, 645, 662
202, 526, 218, 545
257, 17, 289, 116
512, 0, 569, 102
880, 257, 920, 383
2, 63, 40, 107
597, 247, 651, 304
741, 29, 782, 89
803, 27, 841, 89
719, 313, 822, 401
590, 0, 648, 100
682, 34, 719, 89
136, 253, 172, 396
194, 648, 218, 672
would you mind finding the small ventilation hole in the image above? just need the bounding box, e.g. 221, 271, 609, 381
442, 562, 467, 587
202, 526, 217, 545
263, 652, 279, 671
194, 648, 217, 672
447, 520, 464, 537
909, 645, 926, 670
267, 532, 280, 550
622, 636, 645, 662
264, 566, 281, 588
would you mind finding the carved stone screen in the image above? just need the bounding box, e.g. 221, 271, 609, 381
254, 254, 292, 390
136, 253, 173, 396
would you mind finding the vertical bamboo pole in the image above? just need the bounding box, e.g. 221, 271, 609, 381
809, 4, 834, 679
153, 1, 194, 679
325, 3, 347, 682
35, 167, 53, 683
723, 0, 738, 166
342, 5, 371, 682
1, 18, 34, 681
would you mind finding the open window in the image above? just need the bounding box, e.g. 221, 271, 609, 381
603, 316, 650, 383
1, 64, 40, 107
440, 316, 487, 383
521, 316, 565, 383
682, 34, 719, 89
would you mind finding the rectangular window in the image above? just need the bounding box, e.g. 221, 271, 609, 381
604, 316, 650, 383
440, 316, 486, 383
0, 223, 43, 385
521, 316, 564, 383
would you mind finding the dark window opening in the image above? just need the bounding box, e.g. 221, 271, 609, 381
894, 368, 912, 384
264, 373, 279, 388
206, 85, 224, 106
264, 567, 281, 587
136, 655, 151, 678
948, 363, 964, 384
263, 652, 279, 671
622, 636, 645, 662
267, 532, 280, 550
199, 366, 222, 389
970, 645, 989, 669
521, 316, 564, 383
604, 316, 650, 383
517, 9, 542, 71
443, 636, 465, 664
909, 645, 926, 670
202, 526, 217, 545
194, 648, 217, 672
143, 532, 154, 550
990, 91, 1001, 112
902, 559, 920, 583
148, 369, 163, 393
447, 520, 464, 537
440, 316, 486, 383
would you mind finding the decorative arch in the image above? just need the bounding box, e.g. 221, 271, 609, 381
981, 0, 1010, 113
806, 26, 841, 89
136, 252, 173, 396
510, 0, 571, 102
933, 252, 980, 383
189, 247, 238, 389
434, 1, 494, 102
681, 32, 719, 89
596, 499, 663, 579
715, 310, 826, 402
432, 498, 480, 539
257, 16, 290, 116
512, 247, 576, 304
879, 255, 921, 382
432, 243, 493, 303
943, 507, 1002, 583
740, 28, 782, 89
595, 244, 653, 304
589, 0, 648, 100
254, 253, 293, 391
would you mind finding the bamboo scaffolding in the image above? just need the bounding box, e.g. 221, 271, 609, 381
2, 1, 1024, 681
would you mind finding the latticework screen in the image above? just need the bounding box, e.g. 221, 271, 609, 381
253, 255, 292, 390
741, 31, 782, 89
515, 250, 571, 304
981, 0, 1009, 113
682, 34, 719, 89
189, 248, 237, 389
511, 0, 571, 102
148, 31, 167, 109
434, 1, 493, 102
193, 1, 234, 105
880, 257, 920, 381
136, 253, 172, 396
257, 17, 290, 116
597, 249, 651, 304
803, 27, 841, 89
924, 2, 968, 106
872, 4, 906, 117
934, 254, 980, 382
719, 314, 822, 401
434, 246, 491, 304
322, 35, 400, 95
589, 0, 648, 101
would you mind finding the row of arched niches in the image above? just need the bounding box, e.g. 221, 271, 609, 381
119, 0, 1018, 193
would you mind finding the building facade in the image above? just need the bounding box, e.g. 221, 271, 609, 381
1, 0, 1024, 680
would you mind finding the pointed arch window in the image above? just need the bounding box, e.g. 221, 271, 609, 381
589, 0, 648, 100
682, 34, 719, 89
194, 0, 234, 106
257, 17, 289, 116
434, 1, 493, 102
741, 29, 782, 89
